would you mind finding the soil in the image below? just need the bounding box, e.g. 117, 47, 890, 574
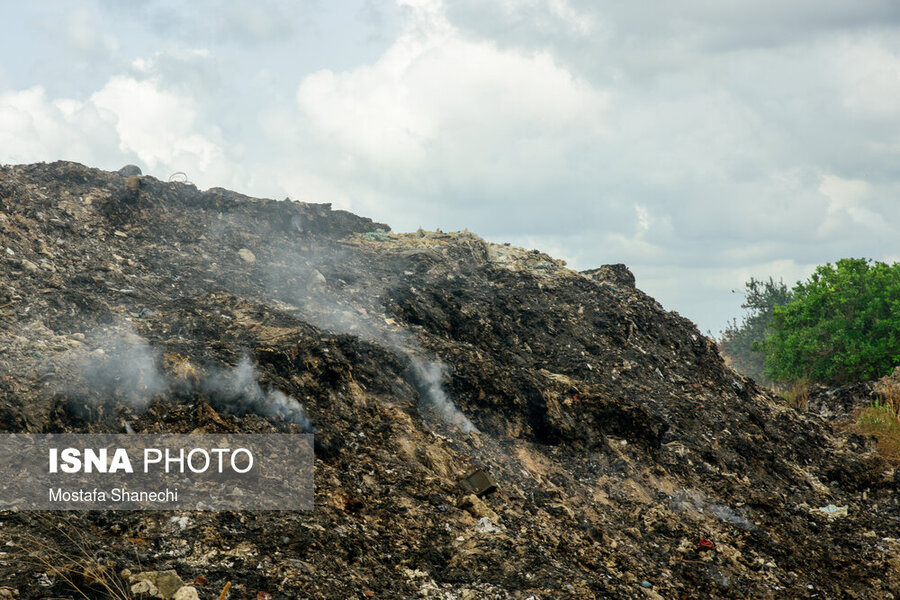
1, 161, 898, 599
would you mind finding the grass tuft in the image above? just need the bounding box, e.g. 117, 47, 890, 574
780, 379, 810, 411
13, 515, 133, 600
857, 374, 900, 464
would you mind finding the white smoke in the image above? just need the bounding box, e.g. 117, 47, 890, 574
57, 327, 311, 429
201, 356, 313, 431
201, 219, 477, 434
410, 358, 477, 434
62, 326, 165, 414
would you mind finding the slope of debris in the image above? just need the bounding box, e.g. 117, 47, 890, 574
1, 161, 898, 599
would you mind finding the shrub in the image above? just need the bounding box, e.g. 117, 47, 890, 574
762, 258, 900, 385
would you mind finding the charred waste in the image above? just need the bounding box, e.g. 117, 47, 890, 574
0, 161, 898, 599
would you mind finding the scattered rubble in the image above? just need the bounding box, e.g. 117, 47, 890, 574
0, 161, 899, 598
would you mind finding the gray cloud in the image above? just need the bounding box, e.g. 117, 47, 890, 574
445, 0, 900, 56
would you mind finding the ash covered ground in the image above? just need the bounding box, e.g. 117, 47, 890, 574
0, 161, 898, 599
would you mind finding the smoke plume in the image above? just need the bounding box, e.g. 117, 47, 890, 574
205, 217, 476, 434
57, 327, 311, 429
62, 326, 165, 415
409, 358, 477, 434
201, 356, 313, 431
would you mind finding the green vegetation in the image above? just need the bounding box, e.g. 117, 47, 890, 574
719, 277, 792, 385
761, 258, 900, 385
724, 259, 900, 461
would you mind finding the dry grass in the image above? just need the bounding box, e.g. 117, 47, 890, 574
13, 516, 133, 600
857, 375, 900, 464
163, 351, 200, 386
781, 379, 810, 411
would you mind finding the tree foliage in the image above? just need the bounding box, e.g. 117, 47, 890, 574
719, 277, 791, 384
762, 258, 900, 384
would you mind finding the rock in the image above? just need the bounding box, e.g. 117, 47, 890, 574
156, 570, 185, 599
640, 588, 665, 600
129, 570, 184, 599
173, 586, 200, 600
117, 164, 143, 176
458, 494, 498, 520
131, 580, 158, 596
0, 587, 18, 599
20, 259, 38, 272
238, 248, 257, 263
459, 469, 496, 496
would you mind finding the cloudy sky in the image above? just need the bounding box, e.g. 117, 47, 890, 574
2, 0, 899, 334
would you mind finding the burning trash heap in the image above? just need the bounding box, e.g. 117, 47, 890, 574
0, 161, 898, 599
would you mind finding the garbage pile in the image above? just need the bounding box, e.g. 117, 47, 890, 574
1, 161, 899, 599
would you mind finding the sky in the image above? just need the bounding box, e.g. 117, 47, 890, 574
2, 0, 899, 335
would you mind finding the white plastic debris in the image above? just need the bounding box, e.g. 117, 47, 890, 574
810, 504, 848, 519
474, 517, 503, 534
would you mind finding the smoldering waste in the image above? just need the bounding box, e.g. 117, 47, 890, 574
0, 161, 898, 599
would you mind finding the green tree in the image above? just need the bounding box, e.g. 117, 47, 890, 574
719, 277, 791, 384
762, 258, 900, 384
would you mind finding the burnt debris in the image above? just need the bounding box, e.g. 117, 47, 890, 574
0, 161, 898, 599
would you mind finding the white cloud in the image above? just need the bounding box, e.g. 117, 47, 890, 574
91, 76, 223, 171
294, 0, 608, 217
635, 204, 650, 233
217, 0, 296, 42
818, 174, 891, 236
0, 87, 118, 166
98, 0, 301, 47
0, 75, 230, 189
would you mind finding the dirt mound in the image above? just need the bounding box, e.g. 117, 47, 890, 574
1, 161, 899, 599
